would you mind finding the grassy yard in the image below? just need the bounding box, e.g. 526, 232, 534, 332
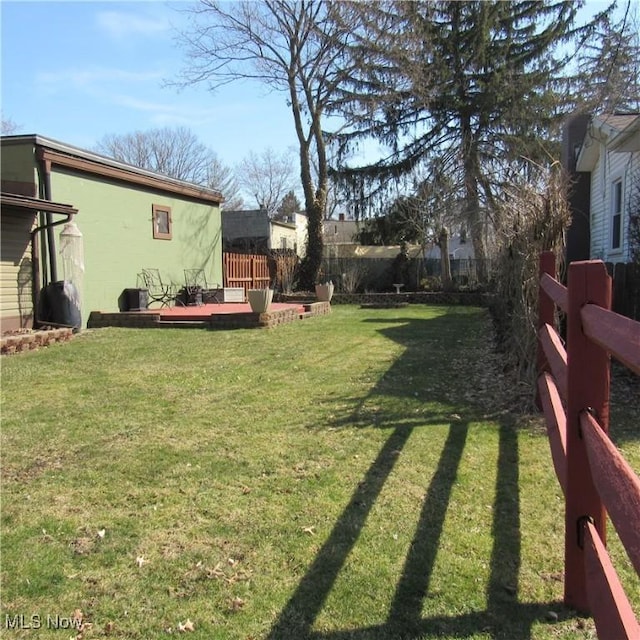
1, 305, 638, 640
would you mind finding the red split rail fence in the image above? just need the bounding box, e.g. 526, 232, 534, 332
537, 251, 640, 639
223, 253, 271, 298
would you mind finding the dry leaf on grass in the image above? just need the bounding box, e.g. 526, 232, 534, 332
229, 597, 245, 612
177, 619, 195, 632
302, 526, 315, 535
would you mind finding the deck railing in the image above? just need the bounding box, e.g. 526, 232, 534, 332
537, 251, 640, 639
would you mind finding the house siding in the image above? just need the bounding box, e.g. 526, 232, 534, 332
270, 221, 297, 252
590, 148, 638, 262
0, 208, 36, 330
49, 167, 222, 321
0, 143, 38, 191
294, 213, 308, 258
589, 147, 606, 259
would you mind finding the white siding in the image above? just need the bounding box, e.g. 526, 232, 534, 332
269, 223, 297, 252
590, 147, 606, 259
294, 213, 307, 258
588, 126, 639, 263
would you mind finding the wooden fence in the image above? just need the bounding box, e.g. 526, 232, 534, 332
537, 251, 640, 638
606, 261, 640, 321
223, 253, 271, 297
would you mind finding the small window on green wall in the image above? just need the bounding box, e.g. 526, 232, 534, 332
152, 204, 172, 240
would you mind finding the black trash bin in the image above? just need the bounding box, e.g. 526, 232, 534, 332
40, 281, 82, 330
124, 288, 149, 311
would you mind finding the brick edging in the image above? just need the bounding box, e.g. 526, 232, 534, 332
1, 328, 74, 355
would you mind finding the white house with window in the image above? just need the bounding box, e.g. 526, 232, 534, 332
576, 113, 640, 263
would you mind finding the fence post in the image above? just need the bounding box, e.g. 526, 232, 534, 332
537, 252, 556, 372
564, 260, 612, 612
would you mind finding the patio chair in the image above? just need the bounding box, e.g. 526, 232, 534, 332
139, 269, 177, 308
183, 269, 206, 306
185, 269, 222, 304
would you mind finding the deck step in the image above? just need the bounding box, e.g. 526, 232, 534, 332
156, 320, 209, 329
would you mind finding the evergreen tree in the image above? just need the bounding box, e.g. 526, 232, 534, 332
574, 2, 640, 114
275, 190, 302, 221
329, 1, 611, 281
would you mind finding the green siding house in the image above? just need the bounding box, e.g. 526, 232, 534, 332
1, 135, 223, 330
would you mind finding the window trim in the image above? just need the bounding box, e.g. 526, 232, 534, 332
152, 204, 172, 240
610, 177, 623, 252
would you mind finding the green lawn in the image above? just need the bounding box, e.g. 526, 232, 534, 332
1, 305, 638, 639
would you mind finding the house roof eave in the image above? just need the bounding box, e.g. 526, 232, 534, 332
609, 115, 640, 152
1, 134, 224, 205
0, 191, 78, 216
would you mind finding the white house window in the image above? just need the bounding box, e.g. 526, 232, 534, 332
611, 179, 623, 251
152, 204, 172, 240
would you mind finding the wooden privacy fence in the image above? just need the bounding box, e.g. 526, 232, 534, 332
537, 251, 640, 639
223, 253, 271, 298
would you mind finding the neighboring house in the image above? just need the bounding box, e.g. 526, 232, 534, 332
322, 214, 474, 261
222, 208, 307, 257
1, 134, 223, 330
575, 113, 640, 263
423, 232, 475, 261
322, 214, 360, 249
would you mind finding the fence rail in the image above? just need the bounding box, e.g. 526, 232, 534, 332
537, 251, 640, 639
223, 253, 271, 298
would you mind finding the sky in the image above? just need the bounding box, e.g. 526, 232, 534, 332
0, 0, 300, 170
0, 0, 624, 186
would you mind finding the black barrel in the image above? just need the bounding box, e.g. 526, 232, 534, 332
41, 281, 82, 330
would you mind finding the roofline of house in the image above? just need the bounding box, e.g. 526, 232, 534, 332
1, 134, 224, 205
577, 113, 640, 171
0, 191, 78, 216
609, 115, 640, 152
270, 219, 296, 230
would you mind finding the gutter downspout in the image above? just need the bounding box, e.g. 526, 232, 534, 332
36, 148, 58, 282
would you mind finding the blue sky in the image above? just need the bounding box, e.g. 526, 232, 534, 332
0, 0, 622, 176
1, 1, 299, 168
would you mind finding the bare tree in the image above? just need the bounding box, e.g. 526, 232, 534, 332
174, 0, 354, 289
1, 114, 20, 135
207, 153, 244, 210
235, 147, 296, 214
96, 126, 218, 186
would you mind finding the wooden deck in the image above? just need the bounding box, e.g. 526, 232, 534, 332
149, 302, 305, 321
87, 301, 331, 330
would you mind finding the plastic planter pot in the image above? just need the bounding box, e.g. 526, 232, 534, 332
247, 288, 274, 313
315, 282, 335, 302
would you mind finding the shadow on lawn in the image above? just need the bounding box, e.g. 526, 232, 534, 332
267, 310, 571, 640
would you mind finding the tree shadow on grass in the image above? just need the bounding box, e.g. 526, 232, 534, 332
267, 309, 571, 639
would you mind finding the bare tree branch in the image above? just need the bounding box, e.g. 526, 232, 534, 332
235, 147, 297, 214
